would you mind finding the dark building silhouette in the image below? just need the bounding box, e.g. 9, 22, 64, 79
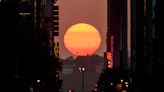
1, 1, 19, 91
1, 0, 39, 91
107, 0, 131, 69
0, 0, 61, 92
131, 0, 160, 91
153, 0, 163, 91
107, 0, 158, 91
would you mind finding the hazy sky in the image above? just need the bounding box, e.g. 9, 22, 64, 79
56, 0, 107, 59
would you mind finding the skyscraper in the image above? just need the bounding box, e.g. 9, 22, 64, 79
107, 0, 131, 69
131, 0, 155, 91
1, 0, 61, 91
153, 0, 163, 91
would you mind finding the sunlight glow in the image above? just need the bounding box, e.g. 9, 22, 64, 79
64, 23, 101, 56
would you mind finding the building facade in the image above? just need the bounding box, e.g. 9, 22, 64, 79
131, 0, 156, 91
61, 55, 105, 92
1, 0, 61, 92
107, 0, 131, 70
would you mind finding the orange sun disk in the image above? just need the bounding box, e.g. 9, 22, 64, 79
64, 23, 101, 56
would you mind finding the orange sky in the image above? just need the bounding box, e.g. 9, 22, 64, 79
57, 0, 107, 59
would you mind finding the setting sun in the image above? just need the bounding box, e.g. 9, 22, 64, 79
64, 23, 101, 56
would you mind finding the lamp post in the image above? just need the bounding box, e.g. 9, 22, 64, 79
78, 67, 85, 92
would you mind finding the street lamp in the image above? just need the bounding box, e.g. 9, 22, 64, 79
120, 79, 124, 83
110, 82, 113, 86
37, 80, 41, 83
78, 67, 85, 92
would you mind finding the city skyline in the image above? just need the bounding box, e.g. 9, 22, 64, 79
1, 0, 162, 92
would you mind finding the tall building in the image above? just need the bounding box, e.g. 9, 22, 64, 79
16, 0, 51, 91
131, 0, 155, 91
107, 0, 131, 70
52, 0, 59, 58
153, 0, 163, 91
1, 0, 61, 91
1, 1, 19, 91
0, 0, 40, 91
35, 0, 62, 92
44, 0, 62, 92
